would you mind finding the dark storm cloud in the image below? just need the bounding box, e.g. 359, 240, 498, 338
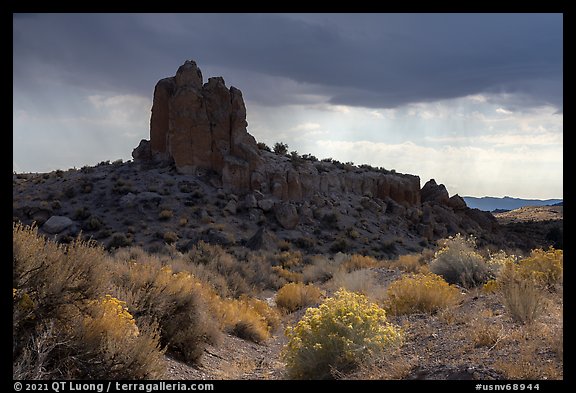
13, 13, 562, 110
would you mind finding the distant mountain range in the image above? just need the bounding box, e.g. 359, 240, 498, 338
463, 196, 563, 212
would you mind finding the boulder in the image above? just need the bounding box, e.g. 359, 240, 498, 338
42, 216, 74, 234
224, 200, 237, 215
274, 202, 299, 229
258, 199, 275, 212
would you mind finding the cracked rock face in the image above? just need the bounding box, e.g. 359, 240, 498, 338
147, 60, 262, 192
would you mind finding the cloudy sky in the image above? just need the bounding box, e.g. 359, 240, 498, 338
13, 13, 562, 199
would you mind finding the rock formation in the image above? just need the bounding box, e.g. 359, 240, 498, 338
130, 60, 503, 243
139, 60, 262, 192
133, 60, 421, 207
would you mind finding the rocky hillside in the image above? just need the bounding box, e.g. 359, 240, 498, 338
12, 60, 557, 256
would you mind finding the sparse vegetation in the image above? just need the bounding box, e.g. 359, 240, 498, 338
257, 142, 271, 152
273, 142, 289, 155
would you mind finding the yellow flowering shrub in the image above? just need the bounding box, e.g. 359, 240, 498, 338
283, 289, 403, 379
517, 247, 563, 289
385, 273, 461, 315
486, 250, 517, 276
85, 295, 139, 339
275, 282, 323, 312
482, 279, 500, 293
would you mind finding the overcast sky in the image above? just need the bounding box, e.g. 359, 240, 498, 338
13, 13, 563, 199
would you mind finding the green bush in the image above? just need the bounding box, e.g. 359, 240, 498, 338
273, 142, 289, 155
283, 289, 403, 379
429, 233, 491, 287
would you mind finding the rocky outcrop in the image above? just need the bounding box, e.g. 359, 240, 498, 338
143, 60, 263, 192
421, 179, 450, 204
134, 60, 423, 208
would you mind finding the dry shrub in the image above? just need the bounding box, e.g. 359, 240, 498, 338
110, 261, 220, 364
386, 253, 429, 274
272, 265, 303, 284
429, 233, 491, 288
216, 296, 280, 343
341, 254, 379, 272
185, 242, 252, 296
276, 250, 304, 269
12, 223, 165, 379
302, 255, 338, 283
13, 223, 107, 322
276, 282, 323, 312
328, 269, 385, 301
113, 246, 279, 346
158, 209, 173, 220
384, 273, 461, 315
497, 263, 546, 325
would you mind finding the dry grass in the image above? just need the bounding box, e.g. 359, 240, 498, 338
328, 268, 385, 301
275, 282, 323, 312
497, 263, 546, 324
341, 254, 380, 272
493, 325, 563, 379
342, 348, 416, 380
466, 314, 505, 349
385, 253, 430, 274
384, 273, 462, 315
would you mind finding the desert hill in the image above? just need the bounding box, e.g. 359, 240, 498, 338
13, 60, 555, 256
